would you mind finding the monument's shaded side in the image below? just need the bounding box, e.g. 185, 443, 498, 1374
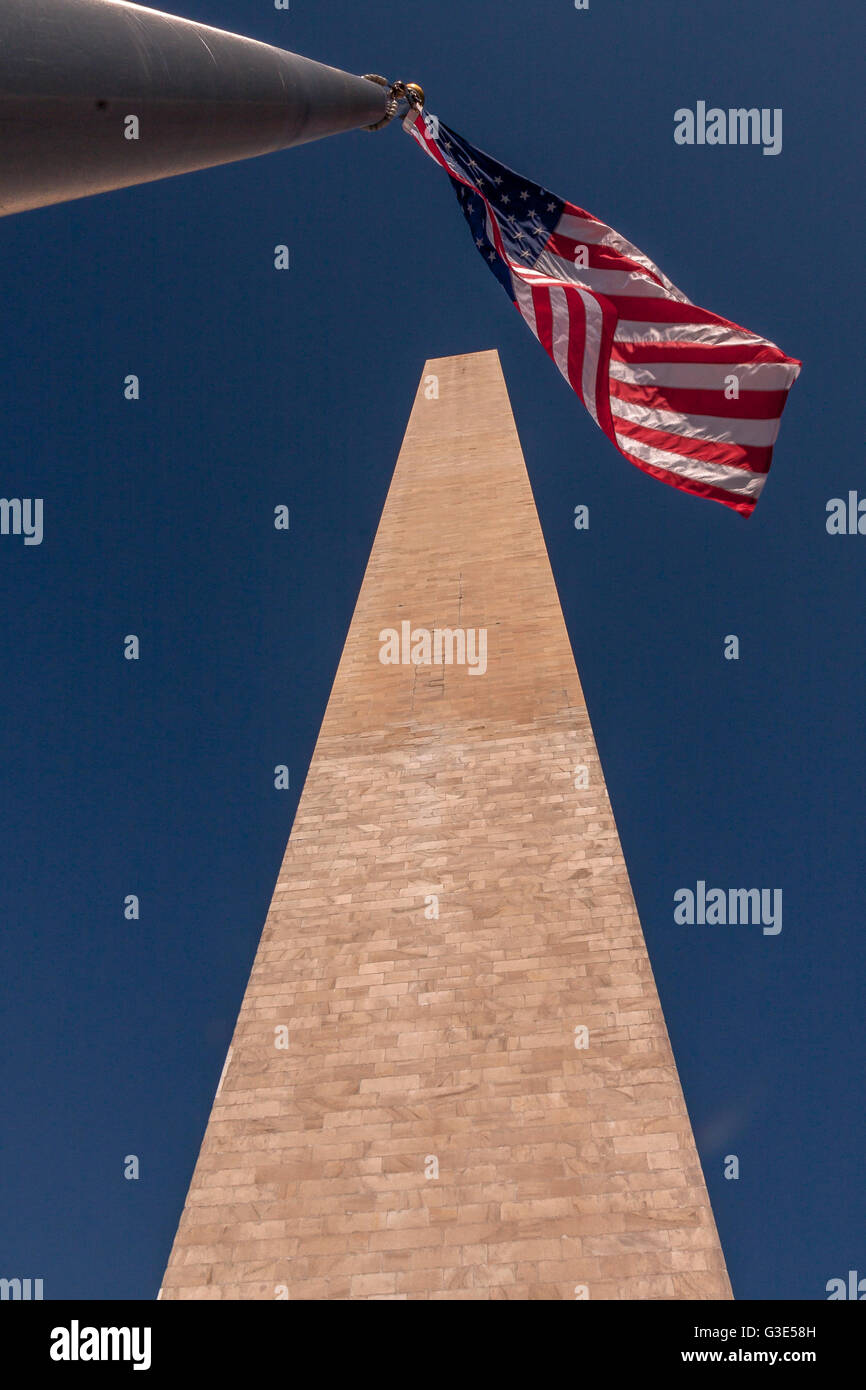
161, 350, 731, 1300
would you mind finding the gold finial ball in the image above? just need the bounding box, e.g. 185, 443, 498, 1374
404, 82, 425, 107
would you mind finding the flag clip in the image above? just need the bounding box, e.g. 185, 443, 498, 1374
361, 77, 425, 131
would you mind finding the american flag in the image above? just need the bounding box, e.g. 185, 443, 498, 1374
406, 111, 801, 517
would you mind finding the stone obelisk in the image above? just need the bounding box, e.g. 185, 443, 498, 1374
161, 350, 731, 1300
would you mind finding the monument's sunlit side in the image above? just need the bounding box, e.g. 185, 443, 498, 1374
161, 352, 732, 1301
0, 0, 390, 216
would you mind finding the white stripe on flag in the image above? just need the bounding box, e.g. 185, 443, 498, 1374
615, 433, 766, 497
614, 320, 764, 347
549, 285, 573, 387
609, 359, 800, 390
610, 395, 781, 447
575, 287, 603, 426
535, 251, 671, 299
513, 275, 539, 339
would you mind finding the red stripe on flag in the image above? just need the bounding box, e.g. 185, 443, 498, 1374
593, 296, 620, 444
611, 341, 799, 367
559, 200, 604, 224
546, 234, 667, 287
609, 296, 743, 328
532, 285, 553, 357
614, 443, 760, 517
612, 415, 773, 473
609, 376, 790, 420
563, 287, 588, 406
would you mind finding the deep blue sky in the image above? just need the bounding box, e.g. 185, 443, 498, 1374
1, 0, 862, 1301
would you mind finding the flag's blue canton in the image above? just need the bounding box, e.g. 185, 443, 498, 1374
438, 122, 564, 301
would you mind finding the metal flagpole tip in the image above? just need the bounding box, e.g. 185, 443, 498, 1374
0, 0, 403, 216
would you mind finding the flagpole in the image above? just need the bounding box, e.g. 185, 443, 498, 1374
0, 0, 397, 218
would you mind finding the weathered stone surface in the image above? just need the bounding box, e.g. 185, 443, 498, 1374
161, 351, 731, 1300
